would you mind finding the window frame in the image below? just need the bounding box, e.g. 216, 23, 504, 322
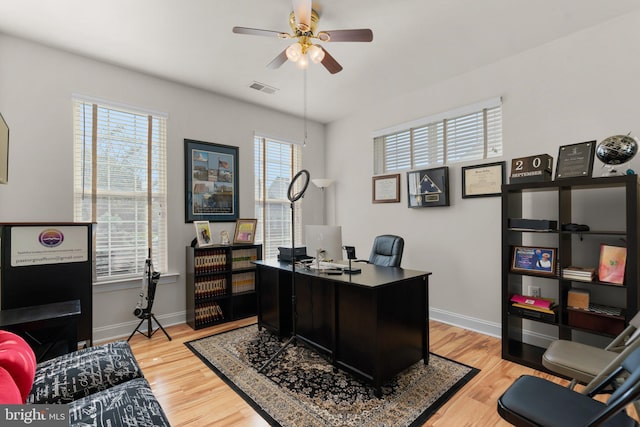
72, 96, 168, 282
374, 97, 502, 174
254, 135, 303, 260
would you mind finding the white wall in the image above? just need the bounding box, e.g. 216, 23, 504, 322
326, 10, 640, 337
0, 35, 326, 341
2, 8, 640, 343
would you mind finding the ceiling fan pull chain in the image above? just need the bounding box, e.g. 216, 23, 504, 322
303, 68, 308, 147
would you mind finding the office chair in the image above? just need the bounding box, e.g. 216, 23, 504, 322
542, 311, 640, 394
498, 344, 640, 427
358, 235, 404, 267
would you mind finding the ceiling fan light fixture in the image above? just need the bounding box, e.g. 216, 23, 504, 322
308, 45, 325, 64
296, 53, 309, 69
286, 43, 303, 62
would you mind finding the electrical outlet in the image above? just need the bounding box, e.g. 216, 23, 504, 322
528, 286, 541, 298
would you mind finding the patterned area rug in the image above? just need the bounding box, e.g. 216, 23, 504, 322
185, 325, 478, 427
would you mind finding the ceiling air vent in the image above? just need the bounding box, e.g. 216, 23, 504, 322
249, 81, 278, 95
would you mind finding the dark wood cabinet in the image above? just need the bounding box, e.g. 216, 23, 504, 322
255, 265, 292, 337
186, 244, 261, 330
501, 175, 640, 370
0, 223, 93, 347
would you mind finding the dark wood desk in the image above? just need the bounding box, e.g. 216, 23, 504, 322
255, 260, 431, 396
0, 299, 81, 362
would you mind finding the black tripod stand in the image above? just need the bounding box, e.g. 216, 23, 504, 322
127, 255, 172, 342
259, 169, 309, 373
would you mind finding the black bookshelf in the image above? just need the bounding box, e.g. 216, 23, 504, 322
501, 175, 639, 370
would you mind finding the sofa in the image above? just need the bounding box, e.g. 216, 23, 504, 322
0, 330, 170, 426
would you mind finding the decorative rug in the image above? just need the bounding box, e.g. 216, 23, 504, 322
185, 325, 478, 426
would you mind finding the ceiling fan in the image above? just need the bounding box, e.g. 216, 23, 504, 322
232, 0, 373, 74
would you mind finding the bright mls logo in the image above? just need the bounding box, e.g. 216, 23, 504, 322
38, 229, 64, 248
1, 405, 67, 426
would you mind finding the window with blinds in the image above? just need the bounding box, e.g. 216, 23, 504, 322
374, 98, 502, 173
254, 136, 303, 260
73, 98, 168, 281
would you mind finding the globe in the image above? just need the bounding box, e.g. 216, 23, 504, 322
596, 135, 638, 165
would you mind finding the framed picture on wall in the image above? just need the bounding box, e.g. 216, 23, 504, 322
372, 174, 400, 203
184, 139, 239, 223
461, 161, 505, 198
406, 166, 450, 208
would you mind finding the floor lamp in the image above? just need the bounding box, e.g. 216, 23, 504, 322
311, 178, 334, 225
259, 169, 310, 373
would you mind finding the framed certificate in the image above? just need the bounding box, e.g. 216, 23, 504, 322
555, 141, 596, 179
462, 161, 505, 198
372, 174, 400, 203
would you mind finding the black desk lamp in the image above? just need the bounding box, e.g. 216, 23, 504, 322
342, 245, 361, 274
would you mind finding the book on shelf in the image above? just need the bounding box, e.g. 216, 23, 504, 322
511, 302, 556, 315
587, 303, 623, 317
510, 294, 555, 310
598, 244, 627, 285
562, 266, 596, 281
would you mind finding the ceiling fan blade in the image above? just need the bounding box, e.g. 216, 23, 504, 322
232, 26, 286, 38
292, 0, 312, 30
320, 29, 373, 42
320, 47, 343, 74
267, 49, 289, 69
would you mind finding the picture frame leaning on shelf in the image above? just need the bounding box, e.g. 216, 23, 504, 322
511, 246, 557, 276
233, 219, 257, 244
194, 221, 213, 247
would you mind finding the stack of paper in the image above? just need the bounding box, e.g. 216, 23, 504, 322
562, 266, 596, 282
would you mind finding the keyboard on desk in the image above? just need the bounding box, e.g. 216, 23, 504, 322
307, 261, 347, 270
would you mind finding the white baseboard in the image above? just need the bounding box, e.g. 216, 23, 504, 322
92, 307, 556, 349
92, 311, 186, 344
429, 307, 556, 348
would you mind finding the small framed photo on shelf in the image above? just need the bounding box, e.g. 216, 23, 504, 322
194, 221, 213, 247
511, 246, 557, 276
407, 166, 450, 208
233, 218, 257, 244
372, 174, 400, 203
555, 140, 596, 179
461, 161, 505, 198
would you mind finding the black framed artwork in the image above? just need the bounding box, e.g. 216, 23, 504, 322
407, 166, 450, 208
184, 139, 239, 223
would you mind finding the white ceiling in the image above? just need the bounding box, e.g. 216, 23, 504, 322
1, 0, 639, 123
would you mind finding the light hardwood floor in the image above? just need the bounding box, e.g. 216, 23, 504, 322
124, 318, 633, 426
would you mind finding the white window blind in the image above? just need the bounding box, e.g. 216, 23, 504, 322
254, 136, 303, 260
374, 99, 502, 173
73, 99, 168, 281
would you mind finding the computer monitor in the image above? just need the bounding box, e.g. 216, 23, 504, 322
304, 225, 343, 262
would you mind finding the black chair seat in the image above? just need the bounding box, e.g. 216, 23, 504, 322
498, 375, 638, 427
